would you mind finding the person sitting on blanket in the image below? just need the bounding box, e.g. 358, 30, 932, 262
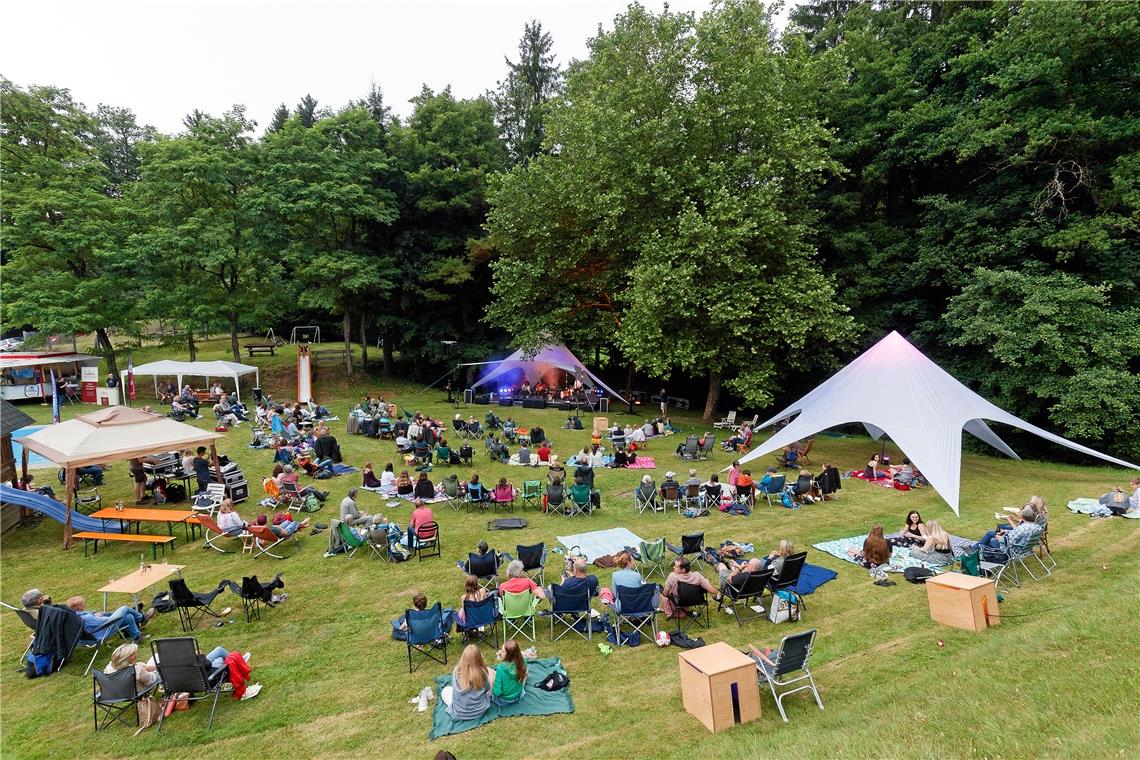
104, 642, 158, 691
892, 458, 920, 487
379, 463, 397, 494
610, 446, 629, 468
362, 462, 383, 490
491, 640, 527, 707
498, 560, 546, 600
414, 472, 436, 500
529, 426, 546, 447
661, 557, 720, 618
396, 470, 415, 496
340, 488, 371, 526
978, 506, 1041, 560
761, 539, 795, 575
444, 644, 494, 720
910, 520, 954, 565
536, 441, 552, 463
517, 442, 531, 465
865, 454, 888, 479
561, 558, 599, 599
1098, 483, 1137, 515
627, 424, 646, 445
700, 474, 723, 508
716, 557, 764, 587
847, 525, 892, 569
217, 499, 248, 536
893, 510, 927, 546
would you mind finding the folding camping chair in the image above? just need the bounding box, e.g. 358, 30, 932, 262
440, 476, 463, 511
168, 578, 227, 632
517, 542, 546, 585
761, 475, 787, 507
247, 524, 302, 559
411, 521, 441, 561
635, 485, 658, 515
614, 584, 659, 644
152, 637, 230, 731
676, 436, 699, 460
92, 665, 160, 730
767, 551, 808, 611
682, 484, 701, 512
466, 482, 490, 513
336, 521, 366, 558
456, 596, 499, 651
568, 483, 592, 517
752, 629, 825, 722
549, 583, 593, 641
698, 436, 716, 460
405, 602, 449, 673
279, 481, 306, 513
639, 538, 669, 581
735, 483, 755, 509
521, 480, 543, 511
661, 484, 682, 514
492, 485, 515, 513
666, 581, 710, 633
466, 551, 501, 591
717, 569, 773, 625
671, 532, 707, 570
499, 590, 537, 642
238, 575, 279, 622
196, 514, 250, 554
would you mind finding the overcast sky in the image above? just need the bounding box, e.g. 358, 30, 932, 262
2, 0, 793, 135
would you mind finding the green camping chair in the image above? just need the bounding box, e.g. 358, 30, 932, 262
521, 480, 542, 511
337, 521, 366, 559
499, 589, 538, 642
639, 538, 668, 581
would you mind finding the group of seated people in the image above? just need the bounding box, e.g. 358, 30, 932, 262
1093, 478, 1140, 516
975, 496, 1048, 561
20, 587, 157, 645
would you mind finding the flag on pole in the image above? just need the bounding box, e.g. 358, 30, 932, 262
127, 356, 136, 401
50, 369, 61, 423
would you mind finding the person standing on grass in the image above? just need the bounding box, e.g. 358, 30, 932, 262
192, 446, 212, 493
129, 457, 149, 504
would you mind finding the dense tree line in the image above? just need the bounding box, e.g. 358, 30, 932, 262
2, 1, 1136, 458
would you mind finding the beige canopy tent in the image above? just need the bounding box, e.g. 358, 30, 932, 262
17, 406, 224, 548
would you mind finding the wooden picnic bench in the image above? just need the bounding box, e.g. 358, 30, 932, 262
72, 531, 177, 560
311, 349, 350, 366
245, 344, 276, 357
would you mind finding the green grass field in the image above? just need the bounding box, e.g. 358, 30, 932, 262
2, 340, 1137, 759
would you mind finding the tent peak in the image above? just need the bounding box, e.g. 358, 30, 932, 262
77, 406, 162, 427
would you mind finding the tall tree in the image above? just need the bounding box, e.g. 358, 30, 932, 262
91, 104, 157, 196
266, 103, 290, 134
295, 94, 319, 128
487, 2, 852, 418
259, 108, 400, 373
0, 79, 135, 376
492, 20, 563, 165
129, 107, 278, 361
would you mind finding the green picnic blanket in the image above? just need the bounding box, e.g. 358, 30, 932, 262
429, 657, 573, 740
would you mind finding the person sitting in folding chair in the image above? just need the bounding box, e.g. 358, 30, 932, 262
716, 557, 764, 588
561, 558, 599, 600
68, 597, 153, 644
660, 558, 719, 620
453, 576, 491, 628
102, 641, 158, 692
605, 552, 659, 611
498, 560, 546, 602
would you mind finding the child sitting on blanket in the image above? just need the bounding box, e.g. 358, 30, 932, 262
847, 525, 891, 568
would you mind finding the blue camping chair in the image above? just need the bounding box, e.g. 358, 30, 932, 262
466, 551, 501, 591
614, 584, 659, 644
405, 602, 448, 673
456, 595, 499, 652
549, 583, 592, 642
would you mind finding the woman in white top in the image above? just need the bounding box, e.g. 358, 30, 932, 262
379, 463, 397, 495
216, 499, 246, 536
104, 642, 158, 689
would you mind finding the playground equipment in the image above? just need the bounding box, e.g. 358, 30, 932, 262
0, 484, 124, 534
297, 345, 313, 404
290, 325, 321, 344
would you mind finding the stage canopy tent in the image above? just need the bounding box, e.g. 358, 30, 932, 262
123, 359, 260, 401
468, 344, 625, 399
0, 352, 101, 370
738, 331, 1138, 515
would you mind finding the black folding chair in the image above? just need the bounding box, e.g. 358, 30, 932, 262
668, 581, 710, 632
405, 602, 448, 673
614, 584, 659, 643
549, 583, 592, 642
767, 552, 808, 610
168, 578, 228, 632
239, 575, 282, 622
456, 596, 499, 652
516, 542, 546, 585
672, 532, 706, 570
151, 637, 229, 731
93, 666, 159, 730
717, 569, 773, 625
466, 551, 500, 590
412, 521, 441, 561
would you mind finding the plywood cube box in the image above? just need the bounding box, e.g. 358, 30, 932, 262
678, 642, 761, 732
926, 572, 1000, 633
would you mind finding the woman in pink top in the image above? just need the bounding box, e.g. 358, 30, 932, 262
728, 461, 741, 489
497, 560, 546, 599
410, 499, 435, 537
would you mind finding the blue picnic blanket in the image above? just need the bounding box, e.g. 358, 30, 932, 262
794, 564, 837, 595
331, 463, 360, 475
430, 657, 573, 739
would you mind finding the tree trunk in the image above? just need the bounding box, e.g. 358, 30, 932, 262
703, 369, 721, 421
359, 312, 369, 369
383, 334, 395, 375
342, 309, 354, 374
187, 331, 197, 362
95, 328, 119, 377
228, 311, 240, 362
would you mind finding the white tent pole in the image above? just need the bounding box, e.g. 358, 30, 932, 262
153, 376, 159, 399
235, 373, 241, 403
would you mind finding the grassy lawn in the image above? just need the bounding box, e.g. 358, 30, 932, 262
2, 339, 1137, 759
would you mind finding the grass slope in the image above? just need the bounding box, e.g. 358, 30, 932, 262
1, 340, 1137, 759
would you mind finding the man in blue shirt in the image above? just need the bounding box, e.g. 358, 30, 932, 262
66, 596, 148, 642
560, 559, 599, 599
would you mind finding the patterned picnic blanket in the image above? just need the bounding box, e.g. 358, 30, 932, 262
1068, 497, 1140, 518
812, 532, 973, 573
557, 527, 645, 562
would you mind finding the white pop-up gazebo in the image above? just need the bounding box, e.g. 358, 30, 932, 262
123, 360, 260, 402
738, 331, 1138, 515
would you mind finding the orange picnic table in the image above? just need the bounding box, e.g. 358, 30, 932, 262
90, 507, 198, 540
